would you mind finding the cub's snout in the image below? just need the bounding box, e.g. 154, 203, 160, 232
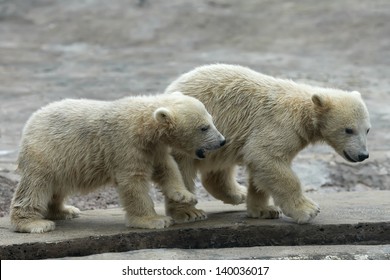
344, 150, 369, 163
195, 131, 226, 159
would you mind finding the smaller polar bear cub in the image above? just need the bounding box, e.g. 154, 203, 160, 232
10, 92, 225, 233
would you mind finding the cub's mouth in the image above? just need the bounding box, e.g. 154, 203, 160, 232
343, 151, 357, 163
195, 139, 226, 159
195, 148, 206, 159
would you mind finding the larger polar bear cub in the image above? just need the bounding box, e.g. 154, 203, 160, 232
10, 93, 225, 233
165, 64, 371, 224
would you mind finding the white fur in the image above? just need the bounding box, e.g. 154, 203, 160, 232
10, 93, 225, 233
165, 64, 371, 224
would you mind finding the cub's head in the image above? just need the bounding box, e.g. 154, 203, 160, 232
154, 92, 225, 159
312, 90, 371, 163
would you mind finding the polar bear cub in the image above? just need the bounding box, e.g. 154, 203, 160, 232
10, 92, 225, 233
165, 64, 371, 224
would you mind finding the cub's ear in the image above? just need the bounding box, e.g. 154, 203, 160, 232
312, 94, 330, 109
352, 90, 361, 97
171, 91, 184, 96
153, 107, 174, 125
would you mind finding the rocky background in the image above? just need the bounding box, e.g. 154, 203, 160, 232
1, 0, 389, 217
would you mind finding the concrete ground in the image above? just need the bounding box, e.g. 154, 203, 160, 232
1, 191, 389, 259
1, 0, 390, 259
62, 245, 390, 260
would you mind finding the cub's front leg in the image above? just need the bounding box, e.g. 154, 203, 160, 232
248, 159, 320, 224
116, 169, 173, 229
164, 152, 208, 223
152, 153, 197, 205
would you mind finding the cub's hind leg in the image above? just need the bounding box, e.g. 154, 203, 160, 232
10, 176, 55, 233
246, 168, 281, 219
200, 166, 247, 205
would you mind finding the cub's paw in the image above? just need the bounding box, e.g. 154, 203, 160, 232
167, 190, 197, 204
247, 205, 281, 219
167, 205, 207, 223
127, 215, 173, 229
48, 205, 81, 220
221, 184, 247, 205
280, 196, 320, 224
13, 219, 56, 233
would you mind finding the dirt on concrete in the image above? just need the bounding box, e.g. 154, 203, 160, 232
1, 0, 389, 217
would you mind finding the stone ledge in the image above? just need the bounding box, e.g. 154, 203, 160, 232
0, 191, 389, 259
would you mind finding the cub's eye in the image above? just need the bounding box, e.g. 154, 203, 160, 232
200, 125, 210, 132
366, 128, 370, 134
345, 128, 354, 134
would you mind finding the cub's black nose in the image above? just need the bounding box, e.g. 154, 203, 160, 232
220, 139, 226, 147
358, 153, 369, 162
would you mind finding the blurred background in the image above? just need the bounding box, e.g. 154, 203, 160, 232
1, 0, 389, 216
